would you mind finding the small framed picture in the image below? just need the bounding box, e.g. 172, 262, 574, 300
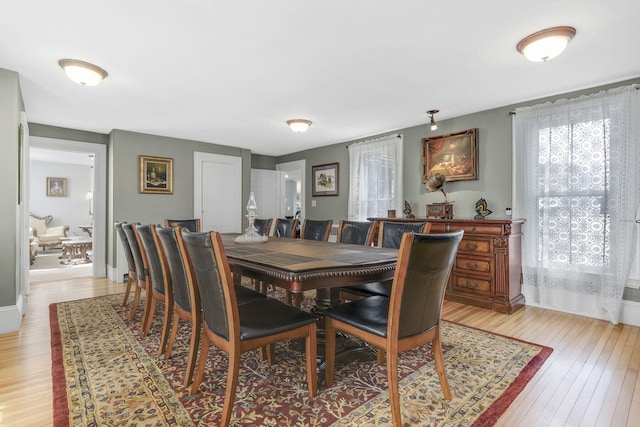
312, 162, 339, 197
47, 177, 67, 197
140, 155, 173, 194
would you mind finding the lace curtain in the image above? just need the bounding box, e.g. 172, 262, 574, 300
513, 85, 640, 323
348, 134, 403, 221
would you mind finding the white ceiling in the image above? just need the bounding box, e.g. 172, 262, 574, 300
2, 1, 639, 156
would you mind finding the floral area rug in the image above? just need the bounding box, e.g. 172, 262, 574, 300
51, 288, 552, 426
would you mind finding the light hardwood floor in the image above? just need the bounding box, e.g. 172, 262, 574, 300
1, 277, 638, 426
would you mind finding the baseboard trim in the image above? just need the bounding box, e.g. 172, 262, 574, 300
0, 294, 23, 334
620, 299, 640, 327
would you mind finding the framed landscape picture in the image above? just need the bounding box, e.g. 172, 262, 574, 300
46, 177, 67, 197
422, 128, 478, 182
139, 155, 173, 194
312, 162, 339, 196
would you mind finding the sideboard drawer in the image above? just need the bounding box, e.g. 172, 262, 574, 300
452, 275, 492, 295
459, 238, 491, 254
456, 257, 491, 274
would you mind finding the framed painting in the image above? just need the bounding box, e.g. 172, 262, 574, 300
312, 162, 339, 196
139, 155, 173, 194
422, 128, 478, 182
47, 177, 67, 197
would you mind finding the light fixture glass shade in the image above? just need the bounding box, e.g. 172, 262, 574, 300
517, 26, 576, 62
58, 59, 108, 86
287, 119, 312, 133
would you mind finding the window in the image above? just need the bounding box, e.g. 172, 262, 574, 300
514, 85, 640, 323
348, 135, 403, 221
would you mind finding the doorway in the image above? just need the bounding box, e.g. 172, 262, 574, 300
277, 160, 306, 220
28, 137, 107, 281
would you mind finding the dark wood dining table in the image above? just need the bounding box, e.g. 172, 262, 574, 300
221, 234, 398, 314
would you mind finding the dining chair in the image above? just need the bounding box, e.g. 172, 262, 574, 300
153, 225, 200, 384
335, 220, 378, 246
155, 226, 267, 386
340, 221, 431, 301
325, 230, 463, 427
121, 222, 149, 323
253, 218, 273, 236
164, 218, 201, 232
179, 230, 318, 427
115, 221, 137, 307
135, 224, 173, 355
300, 219, 333, 242
273, 218, 299, 238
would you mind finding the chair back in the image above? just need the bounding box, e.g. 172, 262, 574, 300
135, 224, 166, 295
378, 221, 431, 249
274, 218, 299, 238
154, 226, 193, 312
390, 231, 463, 340
336, 220, 378, 246
122, 223, 146, 284
115, 221, 136, 273
164, 218, 201, 232
300, 219, 333, 242
253, 218, 273, 236
179, 230, 237, 341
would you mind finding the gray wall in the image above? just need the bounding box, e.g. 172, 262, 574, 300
107, 130, 251, 267
0, 68, 23, 307
251, 153, 277, 170
278, 77, 640, 222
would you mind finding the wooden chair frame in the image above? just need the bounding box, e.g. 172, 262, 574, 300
154, 225, 202, 385
179, 231, 317, 427
326, 231, 461, 426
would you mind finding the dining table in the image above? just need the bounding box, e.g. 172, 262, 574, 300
221, 234, 398, 314
221, 234, 399, 377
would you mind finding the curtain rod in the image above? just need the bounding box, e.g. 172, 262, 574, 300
346, 133, 402, 148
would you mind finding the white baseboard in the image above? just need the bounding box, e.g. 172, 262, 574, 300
0, 294, 24, 334
620, 299, 640, 327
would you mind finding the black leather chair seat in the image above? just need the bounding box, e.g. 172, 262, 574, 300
237, 298, 318, 341
235, 285, 268, 304
324, 296, 389, 338
342, 280, 392, 298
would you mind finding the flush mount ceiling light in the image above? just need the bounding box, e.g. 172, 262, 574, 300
286, 119, 312, 133
516, 26, 576, 62
58, 59, 108, 86
427, 110, 439, 131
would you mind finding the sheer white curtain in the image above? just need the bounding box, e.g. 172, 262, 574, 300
348, 134, 403, 221
513, 85, 640, 323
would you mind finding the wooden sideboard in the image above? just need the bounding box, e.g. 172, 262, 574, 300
367, 217, 525, 314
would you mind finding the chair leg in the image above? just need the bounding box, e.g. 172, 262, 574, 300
121, 274, 133, 307
158, 298, 172, 355
183, 313, 201, 386
140, 285, 154, 334
376, 348, 385, 365
221, 352, 241, 427
386, 350, 401, 427
142, 297, 157, 335
129, 286, 142, 320
165, 311, 180, 359
306, 323, 318, 397
324, 319, 336, 387
190, 333, 210, 395
433, 329, 452, 400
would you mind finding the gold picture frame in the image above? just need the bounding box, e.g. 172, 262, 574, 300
422, 128, 478, 182
46, 177, 67, 197
139, 155, 173, 194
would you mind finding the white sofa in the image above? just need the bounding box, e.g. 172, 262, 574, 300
29, 213, 70, 250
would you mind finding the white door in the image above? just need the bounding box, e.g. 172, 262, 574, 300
251, 169, 280, 220
194, 152, 242, 233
